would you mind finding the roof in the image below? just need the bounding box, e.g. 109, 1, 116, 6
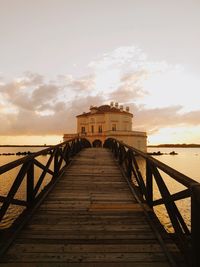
76, 105, 133, 118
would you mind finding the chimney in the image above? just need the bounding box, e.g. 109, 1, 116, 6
119, 105, 123, 111
126, 106, 130, 112
115, 102, 119, 108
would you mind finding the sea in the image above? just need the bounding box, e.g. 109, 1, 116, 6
0, 146, 199, 230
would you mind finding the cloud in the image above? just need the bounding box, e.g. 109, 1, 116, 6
0, 95, 103, 135
0, 75, 64, 112
184, 110, 200, 125
0, 70, 200, 137
120, 70, 148, 83
109, 85, 143, 102
16, 72, 44, 86
32, 84, 61, 105
131, 104, 200, 134
109, 71, 148, 102
65, 74, 95, 92
0, 47, 200, 141
89, 46, 147, 71
0, 71, 104, 135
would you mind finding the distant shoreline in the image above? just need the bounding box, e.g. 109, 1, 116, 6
0, 144, 200, 148
0, 145, 51, 147
148, 144, 200, 148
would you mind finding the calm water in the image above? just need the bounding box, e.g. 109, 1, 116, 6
0, 147, 52, 228
147, 147, 200, 182
147, 147, 200, 231
0, 146, 199, 230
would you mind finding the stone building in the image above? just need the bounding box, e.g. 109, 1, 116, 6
63, 102, 147, 152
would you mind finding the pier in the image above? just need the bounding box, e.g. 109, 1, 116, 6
0, 138, 199, 266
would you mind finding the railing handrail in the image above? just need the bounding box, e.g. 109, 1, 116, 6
104, 137, 200, 267
0, 137, 91, 229
119, 140, 198, 188
0, 138, 77, 174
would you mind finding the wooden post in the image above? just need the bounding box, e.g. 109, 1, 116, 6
54, 148, 59, 176
118, 145, 123, 165
126, 150, 132, 180
191, 184, 200, 267
27, 161, 34, 208
146, 159, 153, 208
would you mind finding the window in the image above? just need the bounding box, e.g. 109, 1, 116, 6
81, 127, 85, 133
91, 125, 94, 133
112, 124, 116, 131
98, 125, 102, 133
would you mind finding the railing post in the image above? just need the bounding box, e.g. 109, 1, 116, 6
191, 184, 200, 267
27, 160, 34, 208
118, 146, 123, 165
126, 150, 132, 180
54, 148, 59, 175
146, 159, 153, 208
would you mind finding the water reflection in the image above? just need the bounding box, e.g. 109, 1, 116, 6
133, 148, 197, 232
0, 148, 53, 228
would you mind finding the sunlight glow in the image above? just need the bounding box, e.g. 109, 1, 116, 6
148, 126, 200, 145
0, 135, 62, 146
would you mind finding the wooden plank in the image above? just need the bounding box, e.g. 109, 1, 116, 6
2, 252, 169, 262
88, 203, 150, 212
0, 263, 172, 267
8, 243, 173, 253
0, 148, 182, 266
24, 224, 152, 232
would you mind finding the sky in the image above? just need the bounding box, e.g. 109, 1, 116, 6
0, 0, 200, 145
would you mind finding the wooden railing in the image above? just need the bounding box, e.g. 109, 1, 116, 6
0, 138, 91, 229
104, 138, 200, 267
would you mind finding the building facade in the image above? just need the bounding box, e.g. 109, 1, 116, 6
63, 102, 147, 152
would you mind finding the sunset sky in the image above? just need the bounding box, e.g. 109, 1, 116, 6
0, 0, 200, 145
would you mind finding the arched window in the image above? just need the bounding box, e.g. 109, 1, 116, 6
112, 124, 116, 131
81, 127, 86, 133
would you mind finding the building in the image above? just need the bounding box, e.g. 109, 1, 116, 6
63, 102, 147, 152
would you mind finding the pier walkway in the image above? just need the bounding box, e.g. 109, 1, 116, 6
0, 148, 183, 266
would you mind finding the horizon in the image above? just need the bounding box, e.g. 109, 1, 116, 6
0, 0, 199, 145
1, 142, 200, 147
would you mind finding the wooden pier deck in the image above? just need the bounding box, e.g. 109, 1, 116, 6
0, 148, 183, 266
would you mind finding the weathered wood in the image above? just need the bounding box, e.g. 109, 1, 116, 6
33, 152, 55, 196
26, 161, 34, 207
0, 196, 26, 206
104, 138, 196, 266
191, 184, 200, 267
0, 262, 173, 267
0, 148, 185, 266
0, 138, 88, 225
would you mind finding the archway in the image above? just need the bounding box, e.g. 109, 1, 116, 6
81, 138, 91, 148
92, 139, 102, 147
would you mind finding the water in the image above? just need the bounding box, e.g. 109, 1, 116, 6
0, 147, 46, 166
146, 147, 200, 231
147, 147, 200, 182
0, 146, 52, 228
0, 146, 200, 230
